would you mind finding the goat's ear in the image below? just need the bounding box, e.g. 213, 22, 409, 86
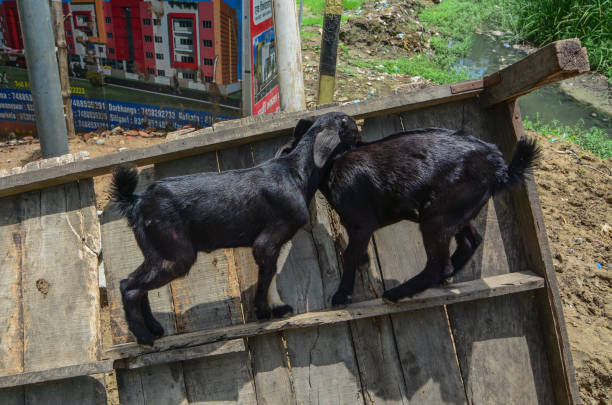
294, 116, 316, 140
274, 116, 316, 158
313, 128, 340, 169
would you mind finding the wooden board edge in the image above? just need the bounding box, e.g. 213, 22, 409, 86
0, 86, 480, 199
107, 271, 545, 359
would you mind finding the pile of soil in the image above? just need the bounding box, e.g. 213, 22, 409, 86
531, 134, 611, 404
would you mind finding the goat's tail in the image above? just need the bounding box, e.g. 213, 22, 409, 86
110, 165, 139, 222
496, 136, 541, 191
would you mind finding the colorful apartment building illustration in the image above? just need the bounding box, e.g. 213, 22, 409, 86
0, 0, 240, 95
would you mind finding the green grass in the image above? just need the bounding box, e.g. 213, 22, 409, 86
487, 0, 611, 78
352, 55, 470, 84
299, 0, 363, 26
523, 114, 612, 159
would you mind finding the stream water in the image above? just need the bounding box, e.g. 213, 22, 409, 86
455, 33, 612, 137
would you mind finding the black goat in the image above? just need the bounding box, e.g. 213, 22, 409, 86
110, 112, 359, 345
280, 125, 539, 305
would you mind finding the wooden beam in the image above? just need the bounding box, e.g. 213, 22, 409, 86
107, 271, 544, 360
0, 340, 244, 389
482, 38, 589, 106
0, 85, 480, 199
0, 272, 544, 389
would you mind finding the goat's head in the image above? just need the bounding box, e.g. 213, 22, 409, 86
275, 112, 360, 168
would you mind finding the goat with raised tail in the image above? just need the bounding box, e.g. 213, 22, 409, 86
279, 126, 540, 305
110, 112, 359, 345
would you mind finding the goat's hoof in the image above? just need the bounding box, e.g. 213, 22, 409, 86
331, 292, 351, 307
255, 307, 272, 321
271, 305, 293, 318
147, 322, 165, 339
382, 290, 401, 304
135, 333, 155, 347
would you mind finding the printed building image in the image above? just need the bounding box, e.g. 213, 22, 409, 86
0, 0, 240, 96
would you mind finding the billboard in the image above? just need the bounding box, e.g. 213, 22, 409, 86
249, 0, 278, 115
0, 0, 249, 137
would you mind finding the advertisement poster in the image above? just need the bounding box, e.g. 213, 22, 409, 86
0, 0, 243, 136
250, 0, 278, 115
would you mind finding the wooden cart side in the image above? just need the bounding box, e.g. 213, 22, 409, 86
489, 100, 580, 404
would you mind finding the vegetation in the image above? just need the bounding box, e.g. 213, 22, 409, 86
489, 0, 611, 78
523, 115, 611, 159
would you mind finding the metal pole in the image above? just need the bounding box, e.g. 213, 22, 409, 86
16, 0, 69, 157
317, 0, 342, 105
298, 0, 304, 31
272, 0, 306, 112
241, 0, 252, 115
50, 0, 76, 139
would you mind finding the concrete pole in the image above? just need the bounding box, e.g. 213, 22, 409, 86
17, 0, 69, 157
50, 0, 76, 139
272, 0, 306, 112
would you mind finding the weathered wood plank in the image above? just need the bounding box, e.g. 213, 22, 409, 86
153, 149, 256, 405
100, 166, 183, 405
486, 100, 580, 403
218, 140, 297, 405
21, 182, 100, 370
445, 100, 557, 404
361, 112, 467, 404
482, 38, 589, 106
0, 361, 114, 389
106, 272, 544, 359
313, 191, 410, 405
250, 138, 365, 405
24, 376, 106, 405
0, 196, 24, 377
0, 86, 481, 199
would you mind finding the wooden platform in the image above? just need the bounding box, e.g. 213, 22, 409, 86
0, 39, 587, 405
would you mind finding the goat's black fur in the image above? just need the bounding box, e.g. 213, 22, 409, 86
110, 112, 359, 345
284, 126, 540, 305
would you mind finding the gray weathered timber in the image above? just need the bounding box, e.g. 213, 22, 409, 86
444, 101, 557, 404
250, 137, 365, 405
487, 101, 580, 404
0, 196, 23, 376
0, 87, 482, 199
320, 191, 411, 405
106, 272, 544, 360
152, 149, 257, 405
0, 179, 104, 404
361, 114, 467, 404
100, 167, 185, 405
481, 39, 589, 106
0, 360, 114, 390
218, 140, 297, 405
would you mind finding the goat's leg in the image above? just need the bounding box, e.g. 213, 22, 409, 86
141, 293, 164, 338
253, 230, 293, 320
121, 246, 196, 345
448, 223, 482, 277
382, 223, 453, 303
332, 226, 372, 306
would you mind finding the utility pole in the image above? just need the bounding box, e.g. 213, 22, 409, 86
317, 0, 342, 105
17, 0, 69, 157
50, 0, 76, 139
272, 0, 306, 112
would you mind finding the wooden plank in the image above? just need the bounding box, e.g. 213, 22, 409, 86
0, 340, 245, 389
311, 191, 410, 405
251, 138, 365, 405
445, 100, 557, 404
217, 140, 297, 405
361, 113, 468, 404
0, 196, 24, 377
0, 361, 114, 389
100, 167, 185, 405
487, 100, 580, 403
106, 272, 545, 360
24, 376, 106, 405
0, 85, 481, 199
153, 150, 256, 405
482, 38, 589, 106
